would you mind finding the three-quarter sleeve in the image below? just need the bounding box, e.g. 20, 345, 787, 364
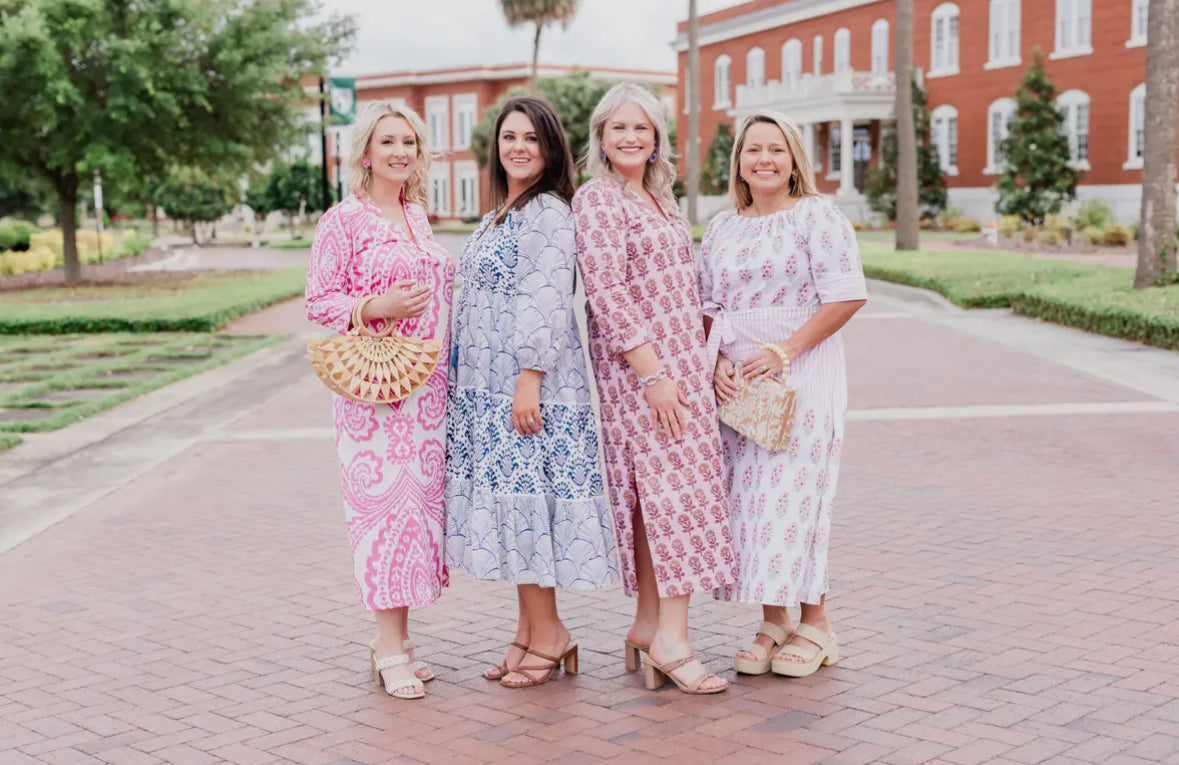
509, 195, 576, 372
698, 211, 730, 318
572, 182, 651, 355
305, 208, 361, 334
804, 198, 868, 304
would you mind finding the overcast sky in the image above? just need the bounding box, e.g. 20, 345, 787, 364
324, 0, 746, 77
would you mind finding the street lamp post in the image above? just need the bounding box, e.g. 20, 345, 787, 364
93, 171, 104, 264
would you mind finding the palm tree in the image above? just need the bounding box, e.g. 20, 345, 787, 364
686, 0, 701, 225
894, 0, 919, 250
500, 0, 582, 90
1134, 0, 1178, 288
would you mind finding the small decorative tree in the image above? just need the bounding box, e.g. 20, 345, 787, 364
865, 75, 947, 221
995, 49, 1080, 226
699, 123, 734, 195
157, 169, 238, 245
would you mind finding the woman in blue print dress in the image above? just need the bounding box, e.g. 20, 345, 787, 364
446, 96, 618, 688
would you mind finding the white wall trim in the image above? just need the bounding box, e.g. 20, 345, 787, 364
671, 0, 882, 51
359, 66, 676, 89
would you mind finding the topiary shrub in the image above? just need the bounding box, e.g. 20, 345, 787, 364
1083, 226, 1104, 245
1073, 199, 1114, 230
998, 215, 1022, 238
1102, 225, 1130, 247
1022, 226, 1038, 242
951, 216, 982, 233
1039, 230, 1060, 246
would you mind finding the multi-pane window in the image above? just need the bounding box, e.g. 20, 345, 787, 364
829, 124, 842, 174
782, 39, 802, 87
988, 0, 1021, 65
871, 19, 889, 76
931, 4, 960, 75
714, 55, 732, 107
425, 97, 448, 151
1055, 0, 1092, 55
746, 47, 765, 88
987, 98, 1016, 171
455, 161, 478, 218
834, 28, 850, 74
1057, 90, 1090, 167
430, 164, 450, 216
452, 94, 476, 150
931, 105, 959, 173
1130, 0, 1148, 44
1127, 84, 1146, 167
813, 34, 823, 75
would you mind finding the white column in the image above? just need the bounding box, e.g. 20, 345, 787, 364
838, 117, 855, 197
802, 123, 816, 168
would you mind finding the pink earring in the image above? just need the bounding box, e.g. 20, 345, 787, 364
362, 157, 371, 169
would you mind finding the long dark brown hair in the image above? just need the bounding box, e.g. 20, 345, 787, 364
489, 96, 576, 222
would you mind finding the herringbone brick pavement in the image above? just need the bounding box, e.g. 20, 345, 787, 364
2, 302, 1178, 765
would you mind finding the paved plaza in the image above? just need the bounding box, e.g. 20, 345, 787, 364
2, 278, 1178, 764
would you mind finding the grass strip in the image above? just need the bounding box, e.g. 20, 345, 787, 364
0, 434, 21, 452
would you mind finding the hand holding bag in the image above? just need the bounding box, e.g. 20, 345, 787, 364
306, 296, 441, 404
717, 345, 797, 453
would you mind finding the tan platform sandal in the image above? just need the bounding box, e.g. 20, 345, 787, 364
771, 622, 838, 678
644, 654, 727, 694
371, 652, 426, 699
484, 641, 529, 680
500, 644, 579, 688
624, 638, 650, 672
733, 620, 793, 675
403, 639, 435, 682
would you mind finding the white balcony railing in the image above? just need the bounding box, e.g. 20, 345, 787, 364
735, 69, 897, 111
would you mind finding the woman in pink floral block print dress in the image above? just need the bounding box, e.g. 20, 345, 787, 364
305, 102, 455, 700
573, 83, 734, 695
702, 111, 866, 680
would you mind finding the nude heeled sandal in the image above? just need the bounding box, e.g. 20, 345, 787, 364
771, 622, 838, 678
733, 621, 793, 675
484, 641, 529, 680
624, 638, 649, 672
371, 652, 425, 700
499, 644, 579, 688
644, 654, 727, 694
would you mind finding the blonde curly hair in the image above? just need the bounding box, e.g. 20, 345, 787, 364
347, 101, 431, 205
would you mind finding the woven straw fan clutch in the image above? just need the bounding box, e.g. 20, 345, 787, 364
718, 374, 797, 453
307, 297, 441, 404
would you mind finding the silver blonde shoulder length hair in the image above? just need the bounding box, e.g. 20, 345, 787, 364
584, 82, 680, 214
347, 101, 432, 206
729, 109, 820, 209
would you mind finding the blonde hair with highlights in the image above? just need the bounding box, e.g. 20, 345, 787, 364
347, 101, 431, 205
585, 82, 680, 214
729, 109, 819, 210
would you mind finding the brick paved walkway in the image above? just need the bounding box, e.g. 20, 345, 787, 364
2, 286, 1178, 765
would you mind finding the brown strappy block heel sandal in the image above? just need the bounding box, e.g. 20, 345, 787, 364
484, 641, 529, 680
499, 644, 579, 688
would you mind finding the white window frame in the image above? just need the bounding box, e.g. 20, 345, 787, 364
985, 97, 1017, 175
828, 123, 842, 178
1127, 0, 1148, 47
1051, 0, 1092, 59
871, 20, 890, 77
834, 28, 851, 75
713, 55, 732, 108
813, 34, 823, 75
454, 160, 479, 218
782, 39, 803, 88
1056, 89, 1091, 171
1124, 83, 1146, 169
746, 47, 765, 88
986, 0, 1022, 70
452, 94, 477, 151
930, 105, 960, 176
429, 162, 451, 216
425, 96, 449, 152
929, 3, 960, 78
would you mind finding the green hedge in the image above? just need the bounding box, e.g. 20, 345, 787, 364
0, 220, 39, 252
860, 242, 1179, 351
0, 434, 22, 452
0, 268, 307, 334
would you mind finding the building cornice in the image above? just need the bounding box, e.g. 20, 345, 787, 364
356, 64, 676, 89
671, 0, 887, 52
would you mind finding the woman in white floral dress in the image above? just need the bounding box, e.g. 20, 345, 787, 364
700, 110, 867, 679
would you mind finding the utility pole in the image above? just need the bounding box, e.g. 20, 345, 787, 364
686, 0, 701, 225
319, 76, 331, 212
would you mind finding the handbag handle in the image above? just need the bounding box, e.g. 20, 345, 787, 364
351, 296, 400, 339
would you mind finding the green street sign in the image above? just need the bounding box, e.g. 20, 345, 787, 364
329, 77, 357, 124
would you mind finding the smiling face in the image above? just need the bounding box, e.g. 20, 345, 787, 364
498, 110, 545, 192
365, 115, 418, 186
738, 120, 795, 198
602, 100, 656, 180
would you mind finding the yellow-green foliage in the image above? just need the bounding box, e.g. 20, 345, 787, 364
998, 215, 1022, 238
0, 246, 56, 275
1022, 226, 1038, 242
1083, 226, 1104, 245
1102, 225, 1130, 247
1046, 214, 1070, 239
2, 229, 137, 275
951, 216, 981, 233
1039, 230, 1060, 246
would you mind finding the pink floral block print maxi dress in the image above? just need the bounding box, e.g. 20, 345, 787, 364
572, 178, 735, 598
305, 196, 456, 611
700, 197, 866, 607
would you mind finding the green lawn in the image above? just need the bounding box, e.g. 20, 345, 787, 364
0, 434, 21, 452
0, 268, 307, 333
860, 241, 1179, 350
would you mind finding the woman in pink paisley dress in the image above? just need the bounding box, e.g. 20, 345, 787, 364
573, 83, 734, 695
305, 102, 455, 700
703, 111, 866, 680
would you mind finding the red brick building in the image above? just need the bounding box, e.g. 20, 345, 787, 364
323, 63, 676, 221
674, 0, 1160, 223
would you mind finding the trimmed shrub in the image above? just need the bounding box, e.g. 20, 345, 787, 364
1102, 225, 1130, 247
0, 220, 39, 252
1039, 231, 1060, 246
1128, 220, 1140, 241
1073, 199, 1114, 230
998, 215, 1022, 238
1083, 226, 1104, 245
1022, 226, 1038, 242
950, 216, 982, 233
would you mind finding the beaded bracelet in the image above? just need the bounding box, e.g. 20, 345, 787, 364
637, 367, 668, 387
761, 343, 792, 377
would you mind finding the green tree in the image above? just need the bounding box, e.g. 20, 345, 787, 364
0, 0, 354, 282
1134, 0, 1178, 288
865, 76, 947, 222
699, 123, 734, 195
266, 161, 324, 236
156, 168, 238, 244
995, 49, 1080, 226
500, 0, 581, 89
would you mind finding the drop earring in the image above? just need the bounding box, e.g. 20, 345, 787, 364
599, 148, 607, 163
362, 157, 371, 169
649, 139, 659, 164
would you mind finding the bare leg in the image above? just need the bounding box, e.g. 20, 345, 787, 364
372, 607, 421, 695
736, 604, 793, 661
777, 596, 833, 663
484, 589, 531, 679
502, 585, 570, 686
626, 506, 661, 648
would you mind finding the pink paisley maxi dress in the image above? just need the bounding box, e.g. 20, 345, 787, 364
305, 195, 456, 610
572, 178, 735, 598
700, 197, 866, 607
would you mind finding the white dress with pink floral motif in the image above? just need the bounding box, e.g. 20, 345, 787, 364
700, 197, 866, 607
305, 196, 455, 610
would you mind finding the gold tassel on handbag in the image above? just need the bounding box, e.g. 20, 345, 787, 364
717, 344, 797, 453
306, 296, 442, 404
